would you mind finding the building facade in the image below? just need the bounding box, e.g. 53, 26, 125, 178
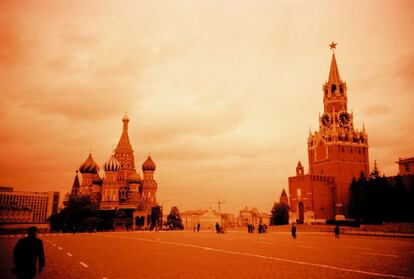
396, 157, 414, 176
0, 187, 59, 224
70, 114, 159, 230
289, 45, 370, 222
238, 206, 270, 227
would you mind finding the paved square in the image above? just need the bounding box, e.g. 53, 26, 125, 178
1, 231, 413, 279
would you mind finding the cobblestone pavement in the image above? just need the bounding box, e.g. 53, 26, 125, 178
1, 231, 413, 279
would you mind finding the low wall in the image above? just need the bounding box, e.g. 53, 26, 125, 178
268, 223, 414, 234
0, 223, 50, 234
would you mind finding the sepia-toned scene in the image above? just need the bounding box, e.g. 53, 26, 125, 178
1, 1, 413, 278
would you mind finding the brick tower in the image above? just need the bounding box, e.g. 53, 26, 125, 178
289, 43, 370, 221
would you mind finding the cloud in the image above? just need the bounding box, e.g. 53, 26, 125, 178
363, 104, 392, 116
0, 14, 28, 68
396, 53, 414, 86
19, 83, 137, 121
59, 24, 99, 48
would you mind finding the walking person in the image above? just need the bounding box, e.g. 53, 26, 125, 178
197, 223, 200, 232
12, 226, 45, 279
215, 222, 220, 234
334, 225, 340, 239
291, 223, 297, 239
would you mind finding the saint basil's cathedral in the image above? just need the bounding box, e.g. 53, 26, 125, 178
70, 114, 159, 230
289, 44, 370, 223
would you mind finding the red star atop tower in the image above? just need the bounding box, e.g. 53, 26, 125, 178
329, 41, 337, 50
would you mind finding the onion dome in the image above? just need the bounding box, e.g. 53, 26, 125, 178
127, 172, 142, 184
92, 178, 103, 185
142, 155, 156, 172
79, 153, 100, 174
104, 154, 121, 172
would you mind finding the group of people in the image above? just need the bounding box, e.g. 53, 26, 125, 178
247, 223, 268, 233
215, 222, 225, 233
291, 223, 341, 239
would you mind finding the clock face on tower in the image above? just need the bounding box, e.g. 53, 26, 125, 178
320, 113, 332, 127
338, 111, 351, 127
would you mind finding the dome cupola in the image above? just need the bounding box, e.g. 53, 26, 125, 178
127, 172, 142, 184
142, 155, 156, 172
79, 153, 100, 174
104, 154, 121, 172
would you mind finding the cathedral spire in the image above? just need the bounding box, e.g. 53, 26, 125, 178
117, 113, 132, 150
71, 170, 80, 196
114, 113, 135, 171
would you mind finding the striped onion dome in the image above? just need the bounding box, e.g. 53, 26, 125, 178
103, 154, 121, 172
79, 153, 100, 174
127, 172, 142, 184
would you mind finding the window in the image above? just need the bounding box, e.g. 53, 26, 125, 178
331, 84, 337, 93
406, 164, 410, 173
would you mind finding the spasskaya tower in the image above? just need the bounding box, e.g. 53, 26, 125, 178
289, 42, 370, 221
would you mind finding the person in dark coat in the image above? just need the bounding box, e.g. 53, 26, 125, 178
197, 223, 200, 232
291, 223, 297, 239
334, 225, 340, 238
13, 226, 45, 279
258, 223, 263, 234
215, 222, 220, 234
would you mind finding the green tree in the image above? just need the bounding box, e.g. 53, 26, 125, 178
166, 206, 183, 230
270, 203, 289, 225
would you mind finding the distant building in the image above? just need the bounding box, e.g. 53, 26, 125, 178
238, 206, 270, 227
288, 46, 369, 223
181, 209, 222, 231
180, 209, 237, 230
396, 157, 414, 176
0, 187, 59, 224
220, 213, 237, 228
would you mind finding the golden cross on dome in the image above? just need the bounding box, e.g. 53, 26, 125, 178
329, 41, 337, 50
88, 144, 94, 154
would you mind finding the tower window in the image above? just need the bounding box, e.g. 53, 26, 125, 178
339, 85, 344, 94
331, 84, 337, 94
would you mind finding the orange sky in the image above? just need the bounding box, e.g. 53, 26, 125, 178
1, 0, 413, 214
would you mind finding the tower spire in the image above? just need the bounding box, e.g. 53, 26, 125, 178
328, 53, 341, 84
328, 42, 341, 84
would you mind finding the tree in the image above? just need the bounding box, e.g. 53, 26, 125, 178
49, 196, 102, 232
348, 167, 414, 223
270, 203, 289, 225
349, 176, 362, 219
166, 206, 183, 230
